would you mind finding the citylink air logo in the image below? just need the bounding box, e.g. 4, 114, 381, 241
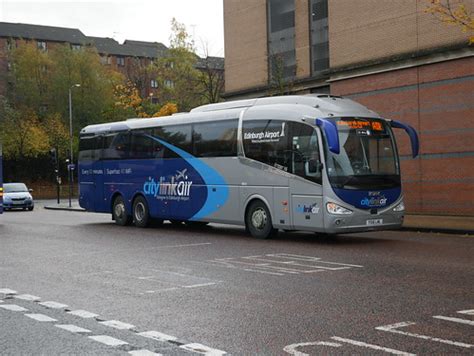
296, 203, 320, 214
143, 169, 193, 202
360, 191, 387, 207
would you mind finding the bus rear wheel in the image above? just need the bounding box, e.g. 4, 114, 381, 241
245, 200, 277, 239
112, 195, 131, 226
133, 196, 150, 228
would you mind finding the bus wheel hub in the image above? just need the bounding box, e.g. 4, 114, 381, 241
115, 203, 125, 218
252, 209, 267, 229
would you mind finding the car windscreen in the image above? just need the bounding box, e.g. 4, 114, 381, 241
4, 183, 28, 193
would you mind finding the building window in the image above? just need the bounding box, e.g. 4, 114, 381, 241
6, 38, 15, 51
71, 44, 81, 51
267, 0, 296, 82
100, 56, 112, 65
37, 41, 47, 51
310, 0, 329, 74
117, 57, 125, 66
150, 79, 158, 88
164, 79, 174, 88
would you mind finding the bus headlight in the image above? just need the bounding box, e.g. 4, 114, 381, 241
326, 202, 352, 215
393, 201, 405, 212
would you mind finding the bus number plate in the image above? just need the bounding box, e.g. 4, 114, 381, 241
366, 218, 383, 226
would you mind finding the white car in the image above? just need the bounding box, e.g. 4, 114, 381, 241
3, 183, 34, 211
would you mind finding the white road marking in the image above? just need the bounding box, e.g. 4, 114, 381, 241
25, 313, 57, 322
14, 294, 41, 301
39, 301, 68, 309
0, 304, 28, 312
433, 315, 474, 326
0, 300, 3, 303
284, 341, 342, 355
0, 288, 17, 295
129, 350, 162, 356
67, 310, 99, 319
89, 335, 128, 347
156, 243, 212, 249
268, 254, 364, 267
331, 336, 415, 355
246, 256, 352, 271
55, 324, 91, 333
137, 331, 178, 342
183, 283, 217, 289
458, 309, 474, 315
376, 321, 473, 348
180, 343, 226, 355
100, 320, 135, 330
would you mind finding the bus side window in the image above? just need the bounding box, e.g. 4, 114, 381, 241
154, 125, 192, 158
193, 120, 238, 157
289, 122, 322, 184
103, 132, 130, 160
130, 131, 163, 159
79, 135, 99, 161
243, 120, 290, 171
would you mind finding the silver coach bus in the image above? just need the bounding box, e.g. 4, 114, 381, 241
78, 95, 419, 238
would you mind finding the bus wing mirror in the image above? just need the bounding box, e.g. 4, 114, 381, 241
316, 118, 340, 154
390, 120, 419, 158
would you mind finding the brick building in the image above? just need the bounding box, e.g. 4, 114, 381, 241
224, 0, 474, 216
0, 22, 224, 102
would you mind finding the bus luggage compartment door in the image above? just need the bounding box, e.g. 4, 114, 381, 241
290, 180, 323, 230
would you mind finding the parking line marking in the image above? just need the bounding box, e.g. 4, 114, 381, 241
39, 301, 68, 309
376, 321, 473, 348
100, 320, 135, 330
89, 335, 128, 347
183, 283, 217, 289
458, 309, 474, 315
14, 294, 41, 301
331, 336, 415, 355
433, 315, 474, 326
129, 350, 162, 356
0, 304, 28, 312
156, 243, 212, 249
180, 343, 226, 355
55, 324, 92, 333
138, 330, 178, 342
284, 341, 342, 355
67, 310, 99, 319
25, 313, 57, 322
0, 288, 18, 295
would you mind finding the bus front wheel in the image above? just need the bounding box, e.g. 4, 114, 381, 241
112, 195, 131, 226
245, 200, 277, 239
133, 196, 150, 228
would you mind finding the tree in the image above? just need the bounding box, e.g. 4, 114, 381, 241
113, 80, 148, 118
152, 102, 178, 117
7, 43, 52, 112
425, 0, 474, 44
195, 42, 224, 103
153, 18, 202, 111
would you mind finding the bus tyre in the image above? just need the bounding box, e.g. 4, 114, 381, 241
133, 196, 150, 228
246, 201, 277, 239
112, 195, 131, 226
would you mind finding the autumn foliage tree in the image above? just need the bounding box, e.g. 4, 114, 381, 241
425, 0, 474, 44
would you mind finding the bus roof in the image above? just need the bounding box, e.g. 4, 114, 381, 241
80, 94, 380, 135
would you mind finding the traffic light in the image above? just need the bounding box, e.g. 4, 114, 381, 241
49, 148, 57, 165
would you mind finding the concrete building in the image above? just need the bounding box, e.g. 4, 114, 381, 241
224, 0, 474, 216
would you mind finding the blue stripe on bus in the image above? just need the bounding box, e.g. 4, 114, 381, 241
153, 138, 229, 220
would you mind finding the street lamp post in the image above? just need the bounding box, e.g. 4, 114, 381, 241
68, 83, 81, 208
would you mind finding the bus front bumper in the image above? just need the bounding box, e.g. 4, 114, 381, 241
324, 211, 404, 234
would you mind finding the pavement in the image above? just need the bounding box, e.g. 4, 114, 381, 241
41, 200, 474, 235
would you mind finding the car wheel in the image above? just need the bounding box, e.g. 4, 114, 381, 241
245, 200, 277, 239
133, 196, 150, 228
112, 195, 131, 226
28, 206, 34, 211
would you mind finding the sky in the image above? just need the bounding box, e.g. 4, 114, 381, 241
0, 0, 224, 57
